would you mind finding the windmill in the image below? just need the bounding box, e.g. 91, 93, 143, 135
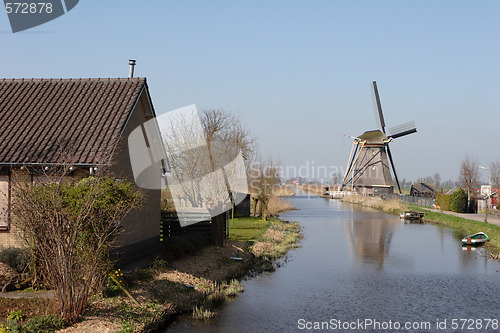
341, 81, 417, 195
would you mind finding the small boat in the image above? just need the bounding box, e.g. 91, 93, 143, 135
461, 232, 489, 245
400, 211, 425, 220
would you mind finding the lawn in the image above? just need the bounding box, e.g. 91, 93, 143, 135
227, 217, 271, 243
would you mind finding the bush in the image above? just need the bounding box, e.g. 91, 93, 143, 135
436, 194, 451, 211
450, 188, 468, 213
0, 248, 29, 273
21, 314, 65, 332
11, 172, 142, 323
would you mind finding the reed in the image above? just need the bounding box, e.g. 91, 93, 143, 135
267, 196, 295, 216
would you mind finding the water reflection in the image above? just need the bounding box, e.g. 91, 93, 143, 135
345, 217, 398, 270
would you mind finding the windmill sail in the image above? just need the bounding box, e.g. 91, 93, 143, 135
388, 121, 417, 139
372, 81, 386, 133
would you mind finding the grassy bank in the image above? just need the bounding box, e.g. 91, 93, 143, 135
0, 217, 302, 332
294, 184, 325, 196
406, 205, 500, 258
267, 196, 295, 216
341, 194, 402, 214
341, 195, 500, 259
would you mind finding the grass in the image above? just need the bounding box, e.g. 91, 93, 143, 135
228, 217, 271, 243
342, 194, 402, 214
227, 216, 302, 275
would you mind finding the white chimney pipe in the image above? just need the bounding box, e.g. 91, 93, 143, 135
129, 59, 136, 78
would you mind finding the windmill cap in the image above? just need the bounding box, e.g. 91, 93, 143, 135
358, 130, 389, 144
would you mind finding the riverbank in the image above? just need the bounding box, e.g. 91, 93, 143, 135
292, 184, 325, 196
341, 194, 500, 260
0, 216, 302, 332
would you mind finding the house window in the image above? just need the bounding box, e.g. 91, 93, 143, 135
0, 174, 9, 231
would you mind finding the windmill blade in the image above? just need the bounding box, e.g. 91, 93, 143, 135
341, 142, 359, 190
389, 121, 417, 139
386, 144, 402, 194
372, 81, 386, 133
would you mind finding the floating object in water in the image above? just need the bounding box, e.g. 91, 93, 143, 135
461, 232, 489, 246
400, 211, 425, 220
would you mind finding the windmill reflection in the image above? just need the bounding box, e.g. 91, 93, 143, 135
345, 215, 399, 270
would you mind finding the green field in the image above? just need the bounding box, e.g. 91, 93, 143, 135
227, 217, 271, 243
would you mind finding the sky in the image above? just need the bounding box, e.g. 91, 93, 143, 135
2, 0, 499, 183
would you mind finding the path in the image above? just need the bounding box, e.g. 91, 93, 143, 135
427, 208, 500, 227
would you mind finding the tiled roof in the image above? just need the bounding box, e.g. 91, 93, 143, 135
0, 78, 146, 165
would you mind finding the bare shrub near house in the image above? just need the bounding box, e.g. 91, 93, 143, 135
10, 165, 142, 323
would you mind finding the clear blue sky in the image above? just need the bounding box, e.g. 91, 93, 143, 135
2, 1, 499, 183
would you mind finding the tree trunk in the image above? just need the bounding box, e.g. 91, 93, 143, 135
211, 213, 225, 247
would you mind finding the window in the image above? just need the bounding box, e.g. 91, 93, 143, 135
0, 174, 9, 231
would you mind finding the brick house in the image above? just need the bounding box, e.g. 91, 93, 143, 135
0, 77, 164, 257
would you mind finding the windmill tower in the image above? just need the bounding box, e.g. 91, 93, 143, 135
341, 82, 417, 195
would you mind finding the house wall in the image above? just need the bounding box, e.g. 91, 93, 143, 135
112, 91, 161, 255
0, 170, 30, 249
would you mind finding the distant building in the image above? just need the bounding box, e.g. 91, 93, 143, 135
410, 183, 436, 198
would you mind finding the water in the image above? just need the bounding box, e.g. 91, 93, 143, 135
166, 195, 500, 332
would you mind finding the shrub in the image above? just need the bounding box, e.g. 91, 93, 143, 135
450, 188, 468, 213
436, 194, 451, 211
0, 248, 29, 273
11, 171, 142, 323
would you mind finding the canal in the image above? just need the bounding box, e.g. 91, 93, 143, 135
167, 194, 500, 332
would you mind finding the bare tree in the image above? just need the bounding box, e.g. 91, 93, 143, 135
433, 173, 441, 188
162, 108, 256, 246
249, 158, 281, 221
490, 161, 500, 188
459, 155, 480, 196
200, 109, 257, 175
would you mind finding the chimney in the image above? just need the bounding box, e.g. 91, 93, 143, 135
128, 59, 136, 78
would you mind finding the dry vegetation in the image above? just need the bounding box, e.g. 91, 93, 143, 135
272, 185, 295, 197
267, 196, 295, 216
295, 184, 327, 196
341, 194, 402, 215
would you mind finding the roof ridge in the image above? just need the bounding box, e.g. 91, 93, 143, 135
0, 77, 146, 82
